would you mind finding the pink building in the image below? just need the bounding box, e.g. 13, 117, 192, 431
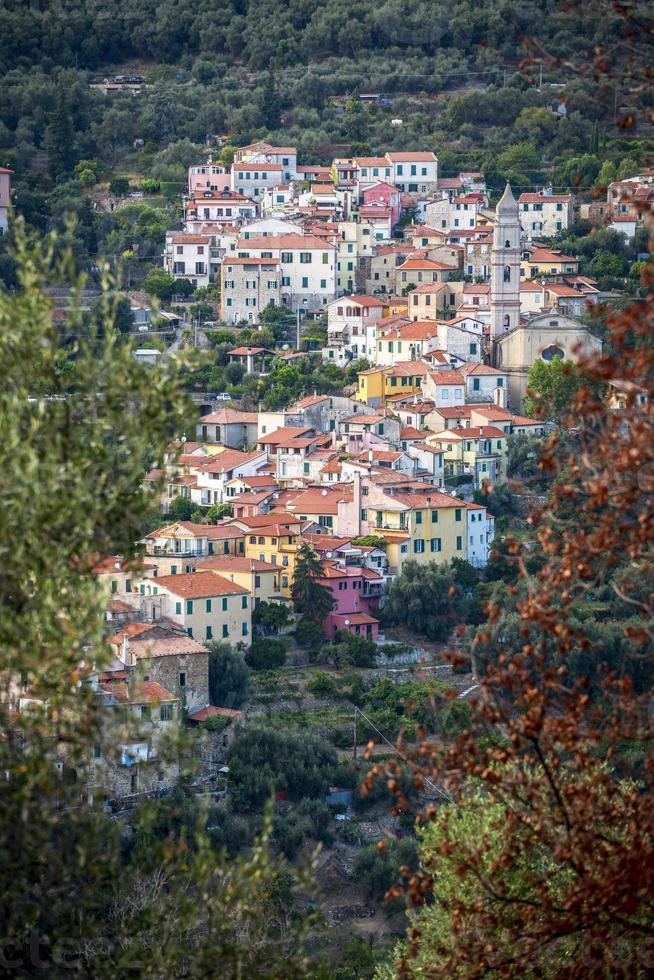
0, 166, 12, 233
362, 181, 402, 226
188, 162, 230, 196
321, 561, 383, 639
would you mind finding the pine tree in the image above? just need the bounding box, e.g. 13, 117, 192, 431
259, 72, 281, 131
290, 544, 335, 623
44, 90, 75, 179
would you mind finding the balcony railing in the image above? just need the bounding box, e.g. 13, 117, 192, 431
146, 545, 206, 557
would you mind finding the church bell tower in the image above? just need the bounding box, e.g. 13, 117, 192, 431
490, 182, 521, 352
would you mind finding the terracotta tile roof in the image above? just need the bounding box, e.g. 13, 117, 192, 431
386, 151, 437, 162
400, 426, 423, 440
459, 364, 506, 376
237, 233, 333, 250
188, 705, 243, 722
228, 346, 274, 356
430, 406, 472, 419
101, 679, 176, 704
234, 513, 302, 528
199, 408, 258, 424
429, 370, 465, 385
109, 623, 156, 645
444, 425, 508, 439
518, 193, 572, 203
169, 233, 211, 244
195, 450, 265, 473
233, 162, 283, 171
128, 636, 209, 659
154, 571, 248, 598
292, 395, 331, 408
283, 487, 351, 515
398, 257, 456, 271
258, 426, 314, 444
237, 475, 279, 488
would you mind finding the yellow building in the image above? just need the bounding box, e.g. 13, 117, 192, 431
427, 425, 508, 487
195, 555, 287, 607
520, 246, 579, 280
382, 299, 409, 317
361, 486, 467, 573
357, 361, 428, 408
235, 517, 302, 595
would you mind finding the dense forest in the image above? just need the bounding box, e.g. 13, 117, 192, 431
0, 0, 651, 292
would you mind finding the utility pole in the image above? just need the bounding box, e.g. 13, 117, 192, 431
296, 308, 301, 350
353, 706, 358, 760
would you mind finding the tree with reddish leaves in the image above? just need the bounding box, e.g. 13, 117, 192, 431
371, 263, 654, 977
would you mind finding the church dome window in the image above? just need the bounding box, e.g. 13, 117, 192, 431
542, 345, 564, 362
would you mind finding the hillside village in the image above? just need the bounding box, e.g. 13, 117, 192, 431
8, 141, 651, 811
2, 0, 654, 969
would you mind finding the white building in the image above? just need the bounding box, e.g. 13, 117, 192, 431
465, 503, 494, 568
235, 143, 298, 181
518, 191, 573, 237
192, 450, 268, 507
421, 370, 466, 407
459, 363, 507, 402
164, 232, 212, 288
231, 163, 284, 201
234, 233, 338, 311
185, 192, 257, 230
326, 295, 386, 356
385, 152, 438, 194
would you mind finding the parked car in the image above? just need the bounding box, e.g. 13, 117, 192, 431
215, 392, 232, 401
203, 320, 216, 327
138, 325, 149, 332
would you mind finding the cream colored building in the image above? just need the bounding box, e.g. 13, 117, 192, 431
494, 312, 602, 410
136, 571, 252, 646
196, 555, 284, 607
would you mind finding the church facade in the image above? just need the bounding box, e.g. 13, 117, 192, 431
489, 183, 602, 409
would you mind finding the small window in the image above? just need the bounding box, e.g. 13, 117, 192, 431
186, 599, 193, 614
222, 624, 229, 638
179, 672, 186, 688
222, 597, 228, 611
161, 703, 173, 721
175, 601, 182, 615
241, 596, 248, 609
455, 509, 462, 522
242, 622, 248, 636
206, 599, 212, 613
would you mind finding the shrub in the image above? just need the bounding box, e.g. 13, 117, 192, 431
307, 671, 339, 699
208, 642, 249, 708
246, 638, 287, 671
109, 176, 130, 196
228, 723, 338, 809
294, 617, 325, 648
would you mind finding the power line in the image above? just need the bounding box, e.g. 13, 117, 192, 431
353, 705, 456, 806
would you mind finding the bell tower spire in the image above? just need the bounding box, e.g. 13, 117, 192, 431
490, 182, 521, 352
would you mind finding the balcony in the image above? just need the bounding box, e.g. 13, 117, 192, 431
146, 545, 206, 558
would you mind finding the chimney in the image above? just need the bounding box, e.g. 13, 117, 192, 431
122, 634, 134, 667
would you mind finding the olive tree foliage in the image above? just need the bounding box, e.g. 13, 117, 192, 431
0, 226, 314, 976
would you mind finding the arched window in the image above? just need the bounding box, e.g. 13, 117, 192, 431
505, 240, 511, 248
542, 345, 564, 362
504, 314, 510, 328
503, 265, 511, 282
